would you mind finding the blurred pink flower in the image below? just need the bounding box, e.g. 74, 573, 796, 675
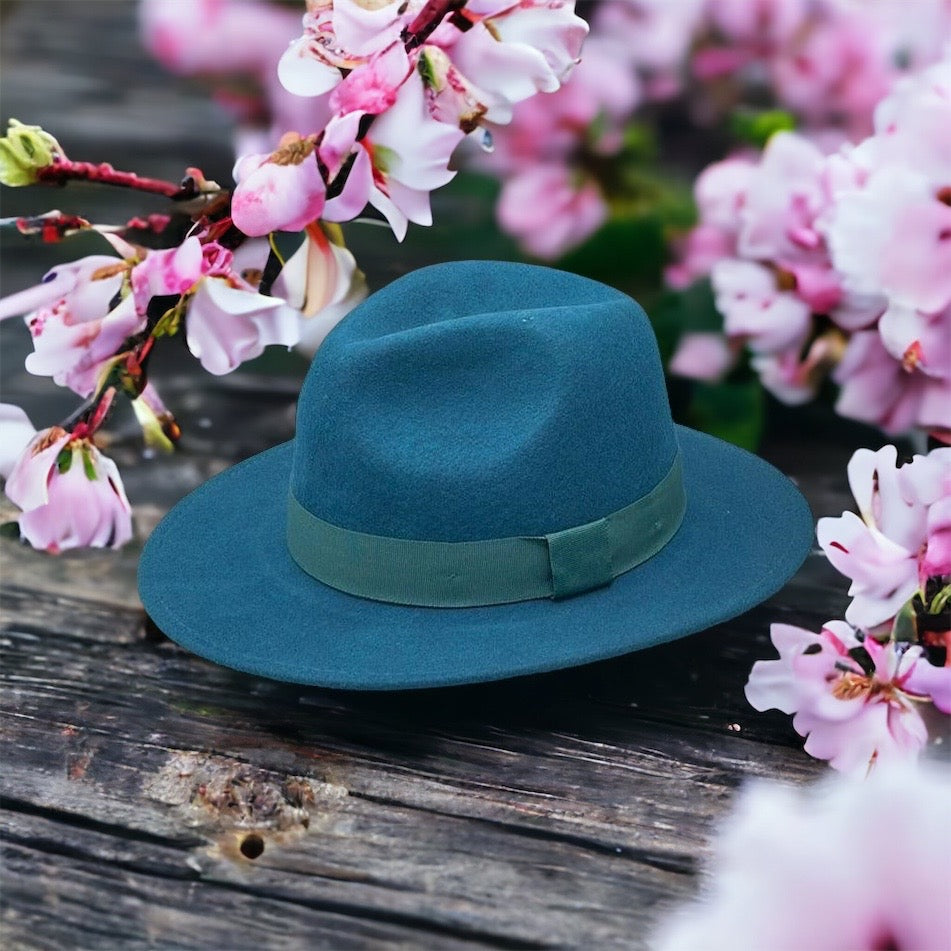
769, 7, 894, 139
706, 0, 806, 48
749, 333, 839, 405
746, 621, 946, 775
5, 428, 132, 552
663, 156, 753, 288
834, 330, 951, 437
478, 29, 638, 258
710, 259, 811, 354
736, 131, 829, 265
482, 33, 640, 175
817, 445, 951, 629
140, 0, 327, 150
879, 303, 951, 381
592, 0, 704, 99
496, 164, 606, 260
668, 332, 736, 382
826, 167, 951, 315
654, 762, 951, 951
0, 404, 36, 479
232, 134, 327, 236
664, 225, 735, 291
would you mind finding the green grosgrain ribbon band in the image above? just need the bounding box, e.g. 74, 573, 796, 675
286, 452, 686, 608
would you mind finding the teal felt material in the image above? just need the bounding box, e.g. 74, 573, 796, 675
138, 261, 813, 690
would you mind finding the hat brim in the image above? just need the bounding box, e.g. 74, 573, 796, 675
138, 426, 813, 690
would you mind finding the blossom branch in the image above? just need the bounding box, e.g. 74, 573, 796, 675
35, 157, 198, 199
404, 0, 467, 50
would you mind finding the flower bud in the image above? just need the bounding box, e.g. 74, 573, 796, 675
0, 119, 63, 186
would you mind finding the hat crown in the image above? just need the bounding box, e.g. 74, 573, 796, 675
291, 261, 677, 541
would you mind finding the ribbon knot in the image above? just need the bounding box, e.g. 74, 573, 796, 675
546, 517, 613, 599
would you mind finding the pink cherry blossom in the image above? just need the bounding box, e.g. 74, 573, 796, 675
5, 428, 132, 553
746, 621, 947, 775
879, 303, 951, 380
481, 33, 640, 174
130, 236, 206, 314
817, 445, 951, 629
855, 50, 951, 185
448, 0, 588, 123
329, 43, 410, 116
24, 295, 145, 398
271, 225, 367, 357
735, 131, 829, 266
654, 762, 951, 951
0, 404, 36, 479
276, 3, 354, 98
331, 0, 412, 58
322, 73, 464, 240
496, 164, 606, 260
769, 6, 894, 139
184, 277, 302, 376
475, 29, 638, 258
232, 134, 327, 236
664, 225, 736, 291
663, 155, 754, 289
140, 0, 299, 76
694, 155, 756, 234
0, 255, 124, 325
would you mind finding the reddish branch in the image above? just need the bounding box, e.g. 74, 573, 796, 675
404, 0, 468, 50
36, 158, 198, 199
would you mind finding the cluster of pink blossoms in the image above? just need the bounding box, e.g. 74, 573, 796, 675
670, 51, 951, 439
0, 0, 587, 552
477, 0, 951, 262
655, 762, 951, 951
746, 445, 951, 776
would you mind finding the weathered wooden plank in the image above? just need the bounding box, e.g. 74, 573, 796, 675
2, 569, 841, 950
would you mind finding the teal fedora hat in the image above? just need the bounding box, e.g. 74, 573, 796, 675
139, 260, 813, 690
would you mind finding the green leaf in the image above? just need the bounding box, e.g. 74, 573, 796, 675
557, 214, 668, 291
685, 378, 764, 451
0, 521, 22, 540
81, 445, 98, 481
648, 280, 723, 365
891, 599, 919, 643
730, 108, 796, 149
56, 448, 73, 474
